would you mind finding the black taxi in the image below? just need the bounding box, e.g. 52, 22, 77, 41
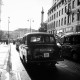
60, 32, 80, 61
19, 32, 63, 67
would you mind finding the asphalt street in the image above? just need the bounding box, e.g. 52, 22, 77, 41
24, 60, 80, 80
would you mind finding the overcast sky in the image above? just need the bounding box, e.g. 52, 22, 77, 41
1, 0, 52, 31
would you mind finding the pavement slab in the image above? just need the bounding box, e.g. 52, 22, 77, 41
0, 69, 21, 80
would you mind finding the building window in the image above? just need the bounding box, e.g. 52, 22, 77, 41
65, 6, 67, 13
77, 0, 80, 5
54, 14, 55, 19
59, 10, 60, 16
61, 18, 63, 26
64, 17, 66, 25
56, 21, 57, 27
50, 17, 51, 21
62, 8, 63, 15
57, 5, 58, 9
68, 3, 71, 12
59, 3, 60, 7
57, 12, 58, 17
52, 15, 53, 20
59, 20, 60, 26
68, 15, 71, 24
72, 0, 75, 9
62, 0, 64, 4
54, 21, 55, 28
56, 21, 58, 27
77, 9, 80, 21
72, 13, 75, 22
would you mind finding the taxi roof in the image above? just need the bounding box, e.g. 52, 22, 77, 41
24, 32, 53, 37
61, 32, 80, 38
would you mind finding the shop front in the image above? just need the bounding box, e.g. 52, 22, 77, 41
56, 26, 74, 37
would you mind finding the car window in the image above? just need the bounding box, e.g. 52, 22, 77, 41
30, 35, 55, 44
63, 34, 80, 45
50, 37, 54, 43
30, 36, 44, 43
44, 36, 55, 43
72, 35, 80, 44
63, 36, 70, 44
45, 36, 50, 42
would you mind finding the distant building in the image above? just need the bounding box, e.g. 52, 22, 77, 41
47, 0, 80, 37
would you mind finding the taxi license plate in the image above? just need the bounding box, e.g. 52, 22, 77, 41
44, 53, 49, 57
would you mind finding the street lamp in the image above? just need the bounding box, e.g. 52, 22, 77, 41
27, 19, 34, 32
8, 17, 10, 44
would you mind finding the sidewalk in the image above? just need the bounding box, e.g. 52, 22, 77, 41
0, 69, 21, 80
0, 44, 20, 80
0, 44, 31, 80
0, 44, 9, 80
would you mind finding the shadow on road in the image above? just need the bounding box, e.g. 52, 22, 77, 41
22, 62, 80, 80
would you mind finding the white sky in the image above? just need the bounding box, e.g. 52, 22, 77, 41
1, 0, 52, 31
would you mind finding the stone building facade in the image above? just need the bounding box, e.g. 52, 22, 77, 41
47, 0, 80, 37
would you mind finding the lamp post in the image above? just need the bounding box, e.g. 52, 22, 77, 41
8, 17, 10, 44
27, 19, 34, 32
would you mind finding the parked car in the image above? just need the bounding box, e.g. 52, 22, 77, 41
60, 32, 80, 61
19, 32, 63, 67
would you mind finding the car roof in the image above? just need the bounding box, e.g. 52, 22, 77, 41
61, 32, 80, 38
24, 32, 54, 37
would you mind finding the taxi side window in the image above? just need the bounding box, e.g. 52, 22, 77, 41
45, 37, 50, 42
50, 37, 54, 43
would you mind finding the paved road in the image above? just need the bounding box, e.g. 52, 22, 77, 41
1, 43, 80, 80
22, 54, 80, 80
23, 60, 80, 80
